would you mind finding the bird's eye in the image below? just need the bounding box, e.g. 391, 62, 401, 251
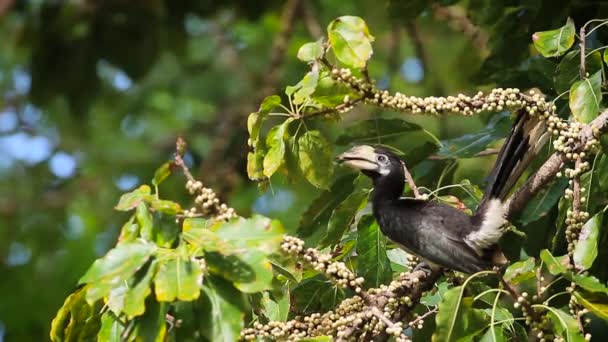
377, 155, 388, 164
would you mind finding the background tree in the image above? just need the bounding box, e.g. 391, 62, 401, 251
2, 0, 608, 341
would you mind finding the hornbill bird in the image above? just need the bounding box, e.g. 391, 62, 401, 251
337, 112, 548, 274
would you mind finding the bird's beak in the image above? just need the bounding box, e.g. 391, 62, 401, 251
337, 145, 378, 171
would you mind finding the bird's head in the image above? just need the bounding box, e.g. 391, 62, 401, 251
337, 145, 404, 180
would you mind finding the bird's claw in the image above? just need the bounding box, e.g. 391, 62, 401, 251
413, 262, 433, 276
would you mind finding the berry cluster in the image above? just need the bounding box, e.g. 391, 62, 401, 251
329, 67, 557, 121
184, 179, 237, 221
242, 236, 437, 341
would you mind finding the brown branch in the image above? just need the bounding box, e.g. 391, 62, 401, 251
301, 1, 323, 39
402, 162, 421, 198
431, 4, 488, 55
506, 109, 608, 219
580, 26, 586, 79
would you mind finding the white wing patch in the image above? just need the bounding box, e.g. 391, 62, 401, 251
466, 199, 506, 252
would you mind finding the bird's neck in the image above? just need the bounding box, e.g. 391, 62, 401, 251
371, 175, 404, 205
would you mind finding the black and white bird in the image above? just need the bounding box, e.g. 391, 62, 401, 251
337, 112, 547, 274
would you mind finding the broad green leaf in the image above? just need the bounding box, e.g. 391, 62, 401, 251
97, 312, 123, 342
261, 290, 290, 322
520, 178, 568, 225
434, 286, 488, 342
438, 112, 511, 159
182, 217, 210, 231
569, 70, 602, 123
106, 282, 128, 315
200, 276, 246, 342
215, 215, 285, 253
152, 161, 172, 187
503, 257, 536, 284
479, 325, 507, 342
115, 185, 151, 211
540, 249, 569, 275
154, 257, 202, 302
231, 251, 274, 293
297, 174, 357, 238
270, 255, 303, 283
573, 291, 608, 320
79, 241, 156, 303
247, 148, 266, 180
206, 252, 255, 285
298, 130, 334, 189
297, 40, 323, 62
554, 50, 603, 93
292, 70, 320, 105
421, 282, 450, 306
136, 202, 153, 240
356, 215, 392, 287
573, 213, 602, 270
263, 119, 292, 178
183, 228, 235, 254
572, 274, 608, 294
123, 261, 157, 318
532, 18, 576, 57
321, 189, 368, 247
546, 308, 586, 342
328, 16, 374, 68
300, 337, 333, 342
137, 299, 167, 342
118, 216, 139, 243
248, 95, 281, 143
147, 198, 182, 215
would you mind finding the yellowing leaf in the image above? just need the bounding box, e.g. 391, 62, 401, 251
569, 70, 602, 123
115, 185, 151, 211
297, 40, 323, 62
154, 257, 202, 302
263, 119, 293, 178
327, 16, 374, 68
532, 18, 576, 57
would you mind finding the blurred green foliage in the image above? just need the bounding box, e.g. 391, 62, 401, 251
2, 0, 608, 341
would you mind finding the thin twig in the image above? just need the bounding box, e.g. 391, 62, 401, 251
402, 162, 421, 198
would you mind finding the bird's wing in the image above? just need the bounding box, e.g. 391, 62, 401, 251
383, 200, 491, 273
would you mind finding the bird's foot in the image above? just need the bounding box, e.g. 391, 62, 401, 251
413, 262, 433, 276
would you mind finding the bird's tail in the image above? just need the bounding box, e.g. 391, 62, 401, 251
465, 110, 548, 254
479, 110, 549, 208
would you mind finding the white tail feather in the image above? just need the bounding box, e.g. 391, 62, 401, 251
466, 199, 506, 252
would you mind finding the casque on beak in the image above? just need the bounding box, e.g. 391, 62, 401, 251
337, 145, 378, 172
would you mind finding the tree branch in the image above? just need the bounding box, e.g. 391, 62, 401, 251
506, 109, 608, 219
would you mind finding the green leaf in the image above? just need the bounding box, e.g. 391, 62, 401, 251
136, 202, 153, 240
154, 256, 202, 302
50, 287, 99, 342
79, 241, 156, 303
115, 185, 151, 211
247, 148, 266, 181
438, 112, 511, 159
503, 257, 536, 284
300, 337, 333, 342
479, 325, 507, 342
520, 178, 568, 225
546, 307, 586, 342
292, 70, 320, 105
230, 251, 274, 293
118, 216, 139, 243
573, 291, 608, 320
572, 274, 608, 294
152, 161, 172, 187
137, 300, 168, 342
200, 276, 246, 342
215, 215, 285, 253
298, 130, 334, 189
297, 40, 323, 62
569, 70, 602, 123
554, 50, 603, 93
147, 198, 182, 215
434, 286, 488, 342
356, 215, 392, 287
540, 249, 569, 276
122, 261, 157, 318
327, 16, 375, 68
321, 189, 368, 247
261, 290, 290, 321
297, 174, 357, 238
183, 227, 236, 254
421, 282, 450, 306
263, 119, 292, 178
97, 312, 123, 342
532, 18, 576, 57
573, 213, 602, 270
248, 95, 281, 143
